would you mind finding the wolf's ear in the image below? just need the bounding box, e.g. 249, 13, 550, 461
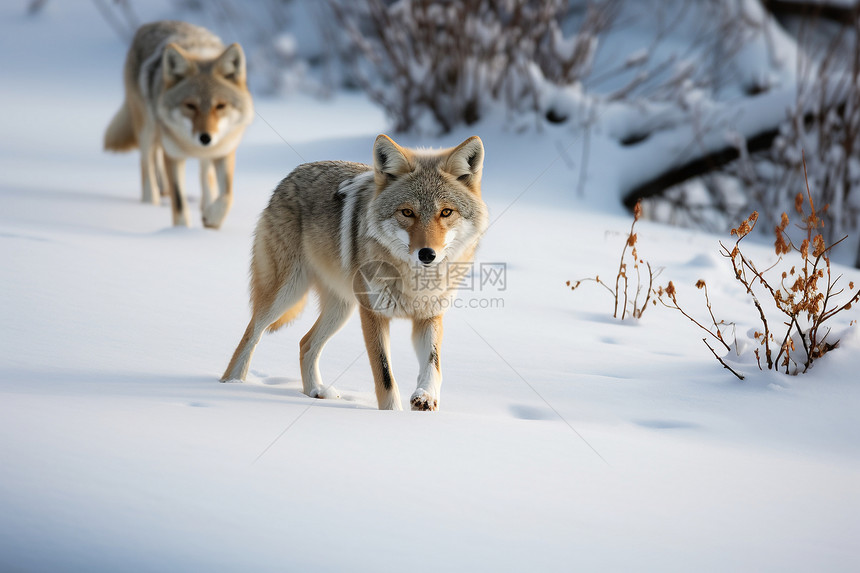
215, 43, 246, 85
373, 134, 413, 188
162, 43, 196, 88
445, 136, 484, 189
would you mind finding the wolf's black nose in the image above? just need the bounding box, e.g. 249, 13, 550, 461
418, 248, 436, 264
199, 133, 212, 145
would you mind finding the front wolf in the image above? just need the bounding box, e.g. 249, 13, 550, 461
222, 134, 488, 411
104, 21, 254, 229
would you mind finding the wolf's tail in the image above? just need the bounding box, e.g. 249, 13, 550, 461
104, 100, 137, 151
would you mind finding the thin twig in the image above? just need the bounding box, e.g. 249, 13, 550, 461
703, 338, 744, 380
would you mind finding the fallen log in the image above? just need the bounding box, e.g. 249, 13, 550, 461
763, 1, 859, 26
621, 128, 780, 210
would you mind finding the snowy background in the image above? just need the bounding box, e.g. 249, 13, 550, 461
1, 1, 859, 572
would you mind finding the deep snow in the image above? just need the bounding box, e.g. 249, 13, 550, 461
1, 3, 858, 572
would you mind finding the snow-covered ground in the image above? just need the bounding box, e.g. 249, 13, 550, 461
1, 3, 859, 572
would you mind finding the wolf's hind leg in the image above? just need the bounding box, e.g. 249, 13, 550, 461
299, 289, 354, 399
221, 259, 310, 382
410, 316, 443, 411
359, 306, 402, 411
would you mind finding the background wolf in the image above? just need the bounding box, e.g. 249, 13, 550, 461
104, 21, 254, 229
222, 134, 488, 411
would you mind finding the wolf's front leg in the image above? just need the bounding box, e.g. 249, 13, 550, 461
164, 155, 190, 227
199, 159, 216, 212
359, 306, 402, 410
410, 316, 443, 411
138, 122, 161, 204
202, 152, 235, 229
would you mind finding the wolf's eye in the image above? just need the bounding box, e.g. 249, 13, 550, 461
440, 208, 453, 218
215, 102, 226, 110
184, 102, 197, 111
400, 208, 415, 218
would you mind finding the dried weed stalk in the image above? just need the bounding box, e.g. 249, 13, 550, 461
659, 157, 860, 377
656, 277, 743, 379
568, 201, 659, 320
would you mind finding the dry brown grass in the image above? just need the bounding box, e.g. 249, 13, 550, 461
568, 200, 659, 320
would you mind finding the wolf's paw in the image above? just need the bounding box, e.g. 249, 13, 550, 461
309, 385, 340, 400
173, 211, 191, 228
410, 389, 439, 411
202, 197, 231, 230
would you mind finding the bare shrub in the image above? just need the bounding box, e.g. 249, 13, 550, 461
328, 0, 617, 133
658, 160, 860, 377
